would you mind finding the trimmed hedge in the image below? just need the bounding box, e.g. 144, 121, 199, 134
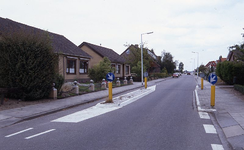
0, 31, 58, 100
234, 84, 244, 94
216, 61, 244, 85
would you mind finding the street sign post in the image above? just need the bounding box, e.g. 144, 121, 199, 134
106, 72, 115, 103
208, 73, 217, 107
106, 72, 115, 82
208, 73, 217, 85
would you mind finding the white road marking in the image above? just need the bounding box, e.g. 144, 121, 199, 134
5, 128, 33, 138
194, 89, 216, 112
52, 85, 156, 123
203, 124, 217, 134
25, 129, 56, 140
198, 112, 210, 119
211, 144, 224, 150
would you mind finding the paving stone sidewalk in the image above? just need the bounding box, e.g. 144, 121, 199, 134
196, 77, 244, 150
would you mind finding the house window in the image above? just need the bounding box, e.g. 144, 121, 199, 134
67, 59, 76, 74
80, 61, 88, 74
116, 65, 121, 74
126, 66, 129, 75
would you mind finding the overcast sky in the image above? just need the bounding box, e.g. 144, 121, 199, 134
1, 0, 244, 71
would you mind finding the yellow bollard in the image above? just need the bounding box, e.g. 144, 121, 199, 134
201, 78, 203, 90
108, 82, 113, 102
211, 85, 215, 107
145, 77, 147, 89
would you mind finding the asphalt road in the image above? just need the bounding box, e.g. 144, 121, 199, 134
0, 75, 223, 150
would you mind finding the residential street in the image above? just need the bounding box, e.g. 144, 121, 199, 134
0, 75, 226, 150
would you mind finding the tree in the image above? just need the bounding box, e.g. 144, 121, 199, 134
0, 31, 58, 100
179, 62, 184, 73
124, 45, 152, 76
160, 51, 176, 74
88, 57, 114, 82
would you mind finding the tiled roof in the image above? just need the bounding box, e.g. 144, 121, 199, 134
79, 42, 125, 64
0, 17, 91, 58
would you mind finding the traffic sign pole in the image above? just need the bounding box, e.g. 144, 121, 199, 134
145, 77, 147, 89
108, 82, 113, 103
211, 85, 215, 107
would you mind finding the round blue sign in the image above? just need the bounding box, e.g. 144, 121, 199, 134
106, 72, 115, 82
208, 73, 217, 85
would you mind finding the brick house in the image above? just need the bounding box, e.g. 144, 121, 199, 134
0, 17, 91, 82
78, 42, 131, 78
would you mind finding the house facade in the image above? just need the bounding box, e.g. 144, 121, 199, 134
79, 42, 131, 78
0, 17, 91, 82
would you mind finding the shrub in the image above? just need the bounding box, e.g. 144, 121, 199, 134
88, 57, 114, 82
234, 84, 244, 94
0, 31, 58, 100
54, 74, 64, 94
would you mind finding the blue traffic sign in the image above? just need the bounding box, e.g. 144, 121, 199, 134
106, 72, 115, 82
208, 73, 217, 85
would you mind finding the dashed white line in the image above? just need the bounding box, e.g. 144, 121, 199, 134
5, 128, 33, 138
198, 112, 210, 119
203, 124, 217, 134
211, 144, 224, 150
25, 129, 56, 140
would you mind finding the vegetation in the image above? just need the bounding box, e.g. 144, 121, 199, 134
159, 51, 176, 74
178, 62, 184, 73
0, 31, 58, 100
234, 84, 244, 94
216, 60, 244, 85
88, 57, 114, 82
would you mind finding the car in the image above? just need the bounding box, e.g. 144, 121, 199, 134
187, 72, 191, 75
172, 73, 179, 78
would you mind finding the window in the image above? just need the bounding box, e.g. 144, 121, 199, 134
67, 59, 76, 74
116, 65, 121, 74
126, 65, 130, 75
80, 61, 88, 74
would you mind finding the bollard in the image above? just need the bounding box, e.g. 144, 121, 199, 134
123, 77, 127, 85
201, 78, 203, 90
49, 83, 57, 99
101, 79, 106, 89
108, 82, 113, 103
116, 78, 120, 86
89, 80, 95, 91
129, 76, 133, 84
211, 85, 215, 107
73, 81, 79, 95
145, 77, 147, 89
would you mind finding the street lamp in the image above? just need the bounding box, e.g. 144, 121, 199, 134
192, 51, 199, 79
141, 32, 153, 85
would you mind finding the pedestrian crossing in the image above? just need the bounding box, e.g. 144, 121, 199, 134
198, 112, 224, 150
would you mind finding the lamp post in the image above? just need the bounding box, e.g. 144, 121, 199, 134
192, 51, 199, 79
141, 32, 153, 85
191, 58, 195, 75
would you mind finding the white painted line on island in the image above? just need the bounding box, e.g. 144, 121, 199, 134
198, 112, 210, 119
203, 124, 217, 134
5, 128, 33, 138
195, 89, 216, 112
211, 144, 224, 150
25, 129, 56, 140
52, 85, 156, 123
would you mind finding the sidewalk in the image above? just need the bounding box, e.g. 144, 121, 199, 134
0, 78, 166, 128
195, 77, 244, 150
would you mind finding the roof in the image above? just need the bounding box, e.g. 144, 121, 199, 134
205, 61, 217, 67
0, 17, 91, 58
79, 42, 125, 64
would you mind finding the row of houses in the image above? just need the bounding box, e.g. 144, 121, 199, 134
205, 49, 242, 71
0, 17, 161, 82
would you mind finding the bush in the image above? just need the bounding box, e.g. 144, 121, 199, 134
234, 84, 244, 94
54, 74, 64, 94
216, 61, 244, 85
88, 57, 114, 82
0, 31, 58, 100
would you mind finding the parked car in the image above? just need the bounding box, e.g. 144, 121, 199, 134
172, 73, 179, 78
187, 72, 191, 75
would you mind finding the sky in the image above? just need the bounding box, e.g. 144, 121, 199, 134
1, 0, 244, 71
